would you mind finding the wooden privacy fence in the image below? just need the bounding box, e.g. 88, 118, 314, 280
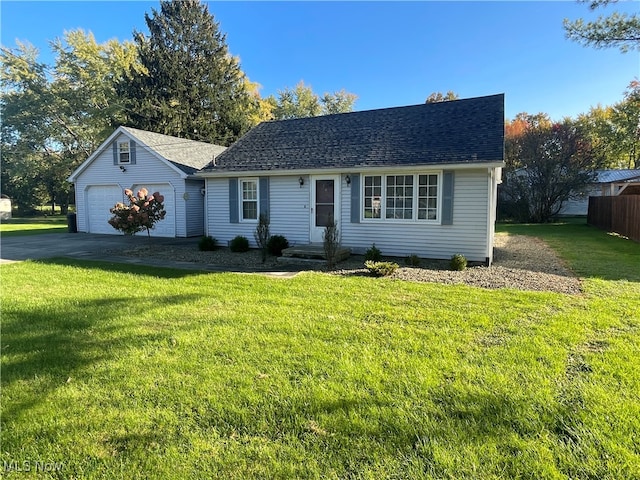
588, 196, 640, 242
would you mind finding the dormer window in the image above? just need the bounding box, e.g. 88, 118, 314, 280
118, 142, 130, 164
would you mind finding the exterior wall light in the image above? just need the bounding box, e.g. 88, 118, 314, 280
298, 176, 304, 187
346, 174, 351, 185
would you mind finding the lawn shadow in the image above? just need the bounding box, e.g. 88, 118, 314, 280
1, 293, 202, 420
33, 257, 213, 279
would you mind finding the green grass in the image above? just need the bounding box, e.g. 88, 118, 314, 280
0, 217, 68, 237
1, 223, 639, 478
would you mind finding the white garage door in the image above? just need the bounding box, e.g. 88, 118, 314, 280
86, 185, 124, 235
131, 184, 176, 237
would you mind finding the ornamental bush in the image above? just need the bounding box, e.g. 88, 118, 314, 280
364, 244, 382, 262
254, 213, 270, 263
198, 236, 218, 251
229, 235, 250, 252
364, 260, 399, 277
108, 188, 166, 236
405, 254, 421, 267
450, 253, 468, 271
267, 235, 289, 256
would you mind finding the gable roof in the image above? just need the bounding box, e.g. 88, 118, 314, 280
200, 94, 504, 174
68, 126, 226, 181
120, 127, 227, 175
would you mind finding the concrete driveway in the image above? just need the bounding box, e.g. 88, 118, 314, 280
0, 232, 198, 264
1, 232, 298, 277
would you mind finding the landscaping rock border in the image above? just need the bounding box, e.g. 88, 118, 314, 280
108, 234, 582, 294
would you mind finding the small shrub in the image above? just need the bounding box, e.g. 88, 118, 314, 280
198, 236, 218, 251
364, 243, 382, 262
229, 235, 250, 253
450, 253, 467, 271
323, 217, 340, 270
405, 254, 421, 267
267, 235, 289, 256
365, 260, 399, 277
254, 213, 270, 263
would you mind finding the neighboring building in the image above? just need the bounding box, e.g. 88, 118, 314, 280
0, 195, 11, 220
559, 169, 640, 216
197, 94, 505, 264
68, 126, 226, 237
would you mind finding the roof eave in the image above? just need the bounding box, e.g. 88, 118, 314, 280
196, 160, 505, 178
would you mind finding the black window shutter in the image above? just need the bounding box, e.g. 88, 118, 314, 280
112, 142, 118, 165
229, 178, 239, 223
441, 171, 454, 225
259, 177, 269, 218
130, 140, 137, 165
350, 173, 360, 223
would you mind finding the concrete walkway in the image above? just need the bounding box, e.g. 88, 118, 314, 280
0, 232, 298, 277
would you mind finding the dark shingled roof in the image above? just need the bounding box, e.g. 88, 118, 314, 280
201, 94, 504, 173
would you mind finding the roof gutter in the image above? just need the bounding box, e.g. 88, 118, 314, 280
195, 160, 505, 178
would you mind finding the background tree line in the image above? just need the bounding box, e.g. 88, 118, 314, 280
1, 0, 357, 214
1, 0, 638, 219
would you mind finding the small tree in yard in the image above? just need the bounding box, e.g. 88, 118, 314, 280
501, 118, 603, 223
254, 213, 270, 263
323, 216, 340, 270
108, 188, 166, 236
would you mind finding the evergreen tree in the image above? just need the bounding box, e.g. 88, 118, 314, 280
119, 0, 253, 145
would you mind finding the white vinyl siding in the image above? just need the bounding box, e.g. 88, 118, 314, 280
74, 133, 190, 237
206, 168, 496, 262
342, 169, 492, 262
206, 175, 310, 247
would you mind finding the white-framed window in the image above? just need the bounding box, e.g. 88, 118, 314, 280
240, 178, 258, 221
386, 175, 414, 220
418, 174, 439, 220
362, 172, 440, 222
118, 141, 130, 164
363, 175, 382, 219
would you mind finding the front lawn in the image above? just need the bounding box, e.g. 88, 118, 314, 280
1, 223, 638, 478
0, 216, 68, 237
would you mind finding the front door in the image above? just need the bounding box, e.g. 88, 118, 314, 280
310, 175, 340, 243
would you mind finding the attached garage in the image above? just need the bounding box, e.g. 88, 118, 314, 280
69, 126, 226, 237
131, 183, 175, 237
86, 185, 124, 235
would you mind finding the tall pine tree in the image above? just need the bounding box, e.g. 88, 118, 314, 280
119, 0, 253, 145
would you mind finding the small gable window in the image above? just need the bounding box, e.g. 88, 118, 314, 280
118, 141, 130, 164
241, 179, 258, 221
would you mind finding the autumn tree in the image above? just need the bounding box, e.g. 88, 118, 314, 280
425, 91, 460, 103
500, 118, 604, 222
118, 0, 255, 145
575, 81, 640, 169
1, 32, 139, 213
270, 81, 357, 120
564, 0, 640, 52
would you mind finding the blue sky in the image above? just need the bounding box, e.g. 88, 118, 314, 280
2, 1, 638, 120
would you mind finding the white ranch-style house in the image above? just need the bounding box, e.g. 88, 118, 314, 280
70, 94, 505, 264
